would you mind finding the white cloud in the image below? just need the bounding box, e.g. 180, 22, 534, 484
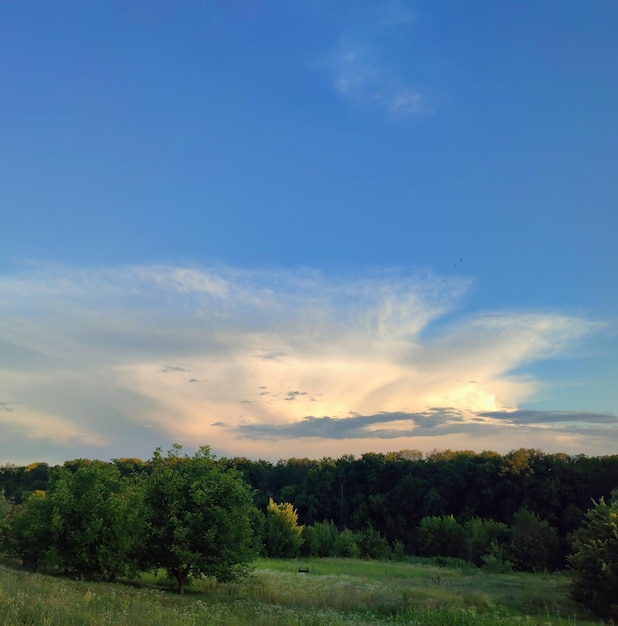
328, 3, 429, 119
385, 89, 425, 116
0, 262, 606, 463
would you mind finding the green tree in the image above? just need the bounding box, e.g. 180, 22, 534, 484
263, 498, 304, 558
334, 528, 360, 557
357, 526, 390, 559
301, 521, 336, 557
417, 515, 465, 558
46, 461, 142, 581
141, 445, 257, 594
463, 517, 511, 566
7, 490, 53, 572
510, 509, 559, 572
301, 521, 360, 558
568, 497, 618, 620
0, 490, 12, 552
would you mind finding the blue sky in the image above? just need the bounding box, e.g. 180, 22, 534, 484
1, 1, 617, 464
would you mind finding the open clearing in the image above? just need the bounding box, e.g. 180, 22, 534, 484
0, 557, 604, 625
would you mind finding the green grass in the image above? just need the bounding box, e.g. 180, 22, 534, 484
0, 557, 604, 625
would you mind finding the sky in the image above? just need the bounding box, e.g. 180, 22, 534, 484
1, 1, 617, 465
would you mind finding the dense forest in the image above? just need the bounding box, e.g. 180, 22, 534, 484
2, 447, 618, 566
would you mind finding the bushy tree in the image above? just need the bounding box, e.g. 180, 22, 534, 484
417, 515, 465, 558
7, 490, 53, 572
510, 509, 559, 572
263, 498, 304, 558
45, 461, 142, 581
335, 528, 360, 557
357, 526, 390, 559
568, 497, 618, 620
301, 521, 360, 558
141, 445, 257, 594
481, 539, 514, 573
0, 490, 11, 551
301, 520, 337, 557
463, 517, 511, 566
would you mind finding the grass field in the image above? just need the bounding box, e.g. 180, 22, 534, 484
0, 556, 604, 625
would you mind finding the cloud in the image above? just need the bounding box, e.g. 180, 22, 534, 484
227, 408, 463, 440
253, 351, 288, 362
284, 391, 308, 401
225, 407, 618, 442
0, 262, 607, 463
480, 409, 618, 426
328, 3, 429, 119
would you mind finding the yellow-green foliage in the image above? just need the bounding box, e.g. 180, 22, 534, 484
263, 499, 304, 558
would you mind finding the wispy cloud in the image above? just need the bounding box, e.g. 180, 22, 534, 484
0, 262, 607, 463
480, 409, 618, 426
328, 2, 429, 119
161, 365, 191, 373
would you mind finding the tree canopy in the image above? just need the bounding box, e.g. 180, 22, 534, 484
140, 445, 257, 594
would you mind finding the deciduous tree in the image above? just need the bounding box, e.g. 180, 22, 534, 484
46, 461, 142, 581
141, 445, 257, 594
263, 498, 303, 558
510, 509, 559, 572
7, 490, 53, 572
417, 515, 465, 558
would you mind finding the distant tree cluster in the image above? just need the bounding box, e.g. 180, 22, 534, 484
221, 448, 618, 564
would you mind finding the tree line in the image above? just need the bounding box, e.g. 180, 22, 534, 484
3, 447, 618, 563
1, 446, 618, 615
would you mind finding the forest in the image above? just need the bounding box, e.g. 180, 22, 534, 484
1, 446, 618, 618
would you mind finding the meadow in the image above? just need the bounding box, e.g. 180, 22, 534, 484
0, 556, 604, 626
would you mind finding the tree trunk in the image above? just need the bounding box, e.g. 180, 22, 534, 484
176, 568, 189, 595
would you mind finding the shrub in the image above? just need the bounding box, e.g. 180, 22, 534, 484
481, 539, 514, 573
391, 539, 406, 561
